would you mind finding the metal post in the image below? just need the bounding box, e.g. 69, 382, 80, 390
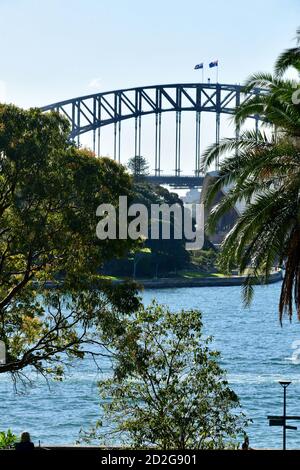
283, 386, 287, 451
195, 111, 198, 176
118, 120, 121, 163
268, 381, 300, 449
77, 101, 80, 148
175, 111, 181, 176
97, 97, 101, 157
134, 116, 138, 157
155, 113, 158, 175
97, 128, 101, 157
93, 98, 96, 154
197, 112, 201, 174
138, 115, 141, 157
178, 111, 181, 176
195, 85, 202, 176
92, 129, 96, 154
72, 102, 76, 144
215, 112, 220, 170
195, 111, 201, 176
279, 381, 291, 451
117, 93, 121, 163
158, 113, 161, 176
215, 84, 221, 171
113, 122, 117, 160
176, 112, 178, 176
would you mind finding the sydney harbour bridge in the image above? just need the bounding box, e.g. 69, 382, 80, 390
41, 83, 264, 187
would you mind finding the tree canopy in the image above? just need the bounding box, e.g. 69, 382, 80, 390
82, 302, 247, 449
103, 181, 190, 278
0, 104, 140, 381
127, 155, 149, 180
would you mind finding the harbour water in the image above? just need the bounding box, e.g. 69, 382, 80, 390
1, 282, 300, 449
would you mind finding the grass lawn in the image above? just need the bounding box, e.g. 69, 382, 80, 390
178, 271, 228, 279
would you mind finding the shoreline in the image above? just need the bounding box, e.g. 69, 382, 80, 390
40, 270, 283, 290
133, 270, 283, 289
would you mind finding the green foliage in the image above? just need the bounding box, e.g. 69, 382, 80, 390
0, 429, 17, 449
103, 182, 190, 278
0, 104, 140, 381
127, 155, 149, 180
84, 302, 247, 449
190, 249, 217, 272
132, 182, 190, 275
201, 29, 300, 322
274, 27, 300, 77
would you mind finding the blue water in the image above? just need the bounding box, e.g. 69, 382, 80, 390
1, 282, 300, 449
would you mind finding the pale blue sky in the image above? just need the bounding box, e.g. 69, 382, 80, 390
0, 0, 299, 172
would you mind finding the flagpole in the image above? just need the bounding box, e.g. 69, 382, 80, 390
202, 68, 204, 83
216, 65, 218, 83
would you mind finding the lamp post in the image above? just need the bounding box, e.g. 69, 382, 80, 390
268, 381, 300, 449
279, 381, 291, 450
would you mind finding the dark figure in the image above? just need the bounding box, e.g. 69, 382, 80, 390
242, 435, 249, 450
15, 431, 35, 452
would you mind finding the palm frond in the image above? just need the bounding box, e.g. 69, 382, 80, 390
275, 48, 300, 77
203, 30, 300, 321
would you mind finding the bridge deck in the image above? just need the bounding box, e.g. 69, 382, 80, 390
145, 175, 205, 187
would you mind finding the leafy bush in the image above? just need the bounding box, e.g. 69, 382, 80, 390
0, 429, 17, 449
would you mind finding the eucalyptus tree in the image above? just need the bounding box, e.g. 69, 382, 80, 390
0, 104, 139, 382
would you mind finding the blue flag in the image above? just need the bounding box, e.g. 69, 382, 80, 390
209, 60, 218, 68
194, 63, 204, 70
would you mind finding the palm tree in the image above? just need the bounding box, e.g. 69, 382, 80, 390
275, 28, 300, 77
201, 29, 300, 323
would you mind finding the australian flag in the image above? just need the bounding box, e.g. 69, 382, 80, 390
209, 60, 218, 68
194, 63, 204, 70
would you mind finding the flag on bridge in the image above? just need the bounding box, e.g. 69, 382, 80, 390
209, 60, 218, 68
194, 63, 204, 70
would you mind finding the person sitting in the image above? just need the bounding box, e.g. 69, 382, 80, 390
15, 431, 35, 451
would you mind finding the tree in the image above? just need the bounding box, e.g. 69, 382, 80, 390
201, 29, 300, 323
0, 104, 140, 382
133, 182, 190, 276
102, 182, 190, 278
127, 155, 149, 180
83, 302, 247, 449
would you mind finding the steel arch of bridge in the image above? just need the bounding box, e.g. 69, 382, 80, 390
41, 83, 264, 178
